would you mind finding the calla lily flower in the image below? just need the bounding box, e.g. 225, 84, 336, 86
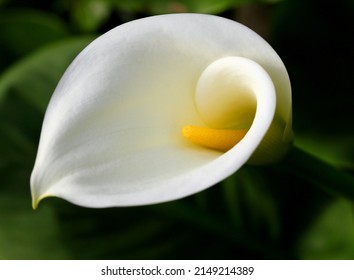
31, 14, 293, 208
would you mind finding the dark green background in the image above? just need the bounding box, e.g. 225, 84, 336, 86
0, 0, 353, 259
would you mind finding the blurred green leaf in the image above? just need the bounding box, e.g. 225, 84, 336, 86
0, 195, 69, 259
71, 0, 111, 32
296, 199, 354, 259
112, 0, 144, 12
111, 0, 260, 15
0, 9, 69, 68
295, 134, 354, 171
185, 0, 251, 14
148, 0, 238, 14
282, 146, 354, 202
0, 117, 36, 167
147, 0, 227, 14
261, 0, 283, 3
0, 36, 94, 112
222, 168, 281, 241
49, 194, 285, 259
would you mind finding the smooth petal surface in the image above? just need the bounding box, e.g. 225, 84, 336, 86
31, 14, 292, 208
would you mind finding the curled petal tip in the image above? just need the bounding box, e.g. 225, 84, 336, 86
32, 200, 39, 210
31, 188, 51, 210
31, 194, 43, 210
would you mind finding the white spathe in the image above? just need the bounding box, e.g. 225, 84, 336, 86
30, 14, 292, 208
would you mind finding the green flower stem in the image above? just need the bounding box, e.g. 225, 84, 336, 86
281, 145, 354, 200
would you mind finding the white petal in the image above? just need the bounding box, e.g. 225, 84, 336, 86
31, 14, 291, 208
